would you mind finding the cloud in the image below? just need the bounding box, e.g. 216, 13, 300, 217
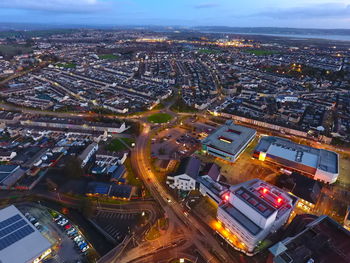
194, 2, 220, 9
0, 0, 108, 13
252, 3, 350, 19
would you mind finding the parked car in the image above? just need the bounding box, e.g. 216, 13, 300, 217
81, 246, 89, 252
73, 235, 83, 242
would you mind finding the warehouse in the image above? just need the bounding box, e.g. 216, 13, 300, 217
254, 136, 339, 184
0, 205, 52, 263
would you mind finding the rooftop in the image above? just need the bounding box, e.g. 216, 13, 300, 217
221, 203, 262, 236
255, 136, 338, 174
0, 205, 51, 263
202, 120, 256, 156
175, 156, 201, 179
270, 215, 350, 263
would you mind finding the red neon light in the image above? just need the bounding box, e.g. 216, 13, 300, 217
277, 197, 282, 203
262, 188, 268, 194
224, 194, 229, 201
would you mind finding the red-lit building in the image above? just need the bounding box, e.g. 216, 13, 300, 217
217, 179, 297, 254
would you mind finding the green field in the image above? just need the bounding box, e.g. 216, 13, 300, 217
124, 158, 142, 187
106, 138, 127, 152
98, 54, 119, 60
56, 62, 76, 68
244, 49, 278, 56
198, 48, 222, 54
147, 113, 173, 123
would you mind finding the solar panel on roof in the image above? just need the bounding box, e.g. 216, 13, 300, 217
0, 214, 21, 230
0, 219, 27, 239
0, 214, 35, 251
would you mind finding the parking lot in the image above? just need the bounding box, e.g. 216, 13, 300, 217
17, 203, 93, 263
151, 127, 201, 160
91, 210, 141, 243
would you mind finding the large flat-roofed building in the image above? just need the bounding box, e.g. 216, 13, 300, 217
0, 205, 52, 263
202, 121, 256, 162
268, 215, 350, 263
253, 136, 339, 184
217, 179, 296, 254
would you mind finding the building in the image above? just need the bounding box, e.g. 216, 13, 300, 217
268, 215, 350, 263
217, 179, 296, 254
110, 165, 127, 183
0, 151, 17, 162
166, 157, 201, 191
254, 136, 339, 184
201, 163, 221, 182
202, 120, 256, 162
0, 205, 52, 263
197, 175, 228, 204
86, 182, 132, 200
79, 143, 98, 168
276, 173, 322, 212
0, 165, 26, 188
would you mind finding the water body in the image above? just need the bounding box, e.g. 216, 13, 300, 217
200, 30, 350, 42
234, 32, 350, 42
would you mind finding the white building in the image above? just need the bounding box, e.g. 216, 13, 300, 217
79, 143, 99, 168
217, 179, 296, 254
0, 205, 52, 263
166, 157, 201, 191
0, 151, 17, 162
254, 136, 339, 184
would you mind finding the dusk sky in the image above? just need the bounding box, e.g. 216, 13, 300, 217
0, 0, 350, 28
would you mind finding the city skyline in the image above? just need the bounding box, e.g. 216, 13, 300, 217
0, 0, 350, 29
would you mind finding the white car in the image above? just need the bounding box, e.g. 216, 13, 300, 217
81, 246, 89, 252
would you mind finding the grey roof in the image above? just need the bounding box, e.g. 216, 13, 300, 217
0, 205, 51, 263
235, 186, 276, 218
255, 136, 338, 174
269, 242, 288, 256
202, 121, 256, 156
176, 157, 201, 179
222, 203, 262, 236
202, 163, 221, 181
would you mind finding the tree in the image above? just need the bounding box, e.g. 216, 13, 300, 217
63, 156, 84, 178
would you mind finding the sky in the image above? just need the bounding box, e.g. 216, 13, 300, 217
0, 0, 350, 29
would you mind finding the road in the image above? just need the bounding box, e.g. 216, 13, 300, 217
117, 122, 243, 263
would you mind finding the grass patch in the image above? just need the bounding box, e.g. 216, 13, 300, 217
244, 49, 278, 56
121, 137, 135, 147
147, 113, 173, 123
98, 54, 120, 60
106, 138, 128, 152
56, 62, 76, 68
145, 224, 161, 241
124, 158, 143, 187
